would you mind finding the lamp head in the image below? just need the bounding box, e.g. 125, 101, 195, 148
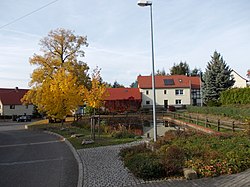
137, 0, 152, 7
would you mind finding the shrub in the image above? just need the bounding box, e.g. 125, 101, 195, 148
161, 145, 186, 176
124, 153, 165, 179
112, 131, 135, 139
119, 144, 150, 158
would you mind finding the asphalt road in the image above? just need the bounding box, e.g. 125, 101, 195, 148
0, 122, 78, 187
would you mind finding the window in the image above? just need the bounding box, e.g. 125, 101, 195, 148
164, 90, 167, 94
175, 100, 182, 105
146, 101, 150, 105
191, 89, 201, 99
164, 79, 174, 85
146, 90, 149, 95
10, 105, 15, 109
175, 89, 184, 95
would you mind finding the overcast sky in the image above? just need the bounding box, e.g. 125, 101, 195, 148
0, 0, 250, 88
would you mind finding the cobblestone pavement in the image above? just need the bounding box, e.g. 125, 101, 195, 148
78, 141, 145, 187
78, 141, 250, 187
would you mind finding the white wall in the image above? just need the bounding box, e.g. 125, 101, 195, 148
140, 88, 191, 107
2, 104, 34, 116
0, 100, 3, 115
232, 71, 247, 88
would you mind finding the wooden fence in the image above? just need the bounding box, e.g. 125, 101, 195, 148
164, 112, 245, 132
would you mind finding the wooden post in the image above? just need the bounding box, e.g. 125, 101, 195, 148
232, 121, 235, 132
217, 119, 220, 131
205, 117, 208, 128
90, 117, 93, 139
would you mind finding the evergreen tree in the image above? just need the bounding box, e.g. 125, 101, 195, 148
170, 61, 190, 75
156, 68, 166, 76
202, 51, 235, 105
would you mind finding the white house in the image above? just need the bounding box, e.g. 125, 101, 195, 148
0, 88, 33, 116
137, 75, 202, 109
231, 70, 248, 88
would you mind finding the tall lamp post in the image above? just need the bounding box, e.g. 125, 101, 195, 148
137, 0, 157, 142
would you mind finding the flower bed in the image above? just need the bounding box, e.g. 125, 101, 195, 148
120, 130, 250, 180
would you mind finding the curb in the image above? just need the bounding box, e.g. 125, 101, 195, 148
43, 130, 83, 187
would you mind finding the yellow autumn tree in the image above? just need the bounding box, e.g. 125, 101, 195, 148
22, 28, 89, 123
83, 67, 108, 111
83, 67, 108, 139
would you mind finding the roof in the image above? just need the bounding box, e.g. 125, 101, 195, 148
137, 75, 201, 89
0, 88, 29, 105
105, 88, 141, 101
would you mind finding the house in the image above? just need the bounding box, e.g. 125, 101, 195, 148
231, 70, 248, 88
137, 75, 201, 108
104, 88, 142, 113
0, 87, 33, 116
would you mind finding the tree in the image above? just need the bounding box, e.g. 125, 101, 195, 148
83, 67, 108, 139
170, 61, 190, 75
247, 69, 250, 80
112, 80, 125, 88
22, 28, 89, 124
190, 67, 202, 77
156, 68, 166, 76
202, 51, 235, 106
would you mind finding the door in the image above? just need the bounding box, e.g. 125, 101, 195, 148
164, 100, 168, 109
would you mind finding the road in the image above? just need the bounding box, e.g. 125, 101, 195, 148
0, 121, 78, 187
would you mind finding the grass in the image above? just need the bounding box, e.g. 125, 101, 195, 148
27, 119, 138, 149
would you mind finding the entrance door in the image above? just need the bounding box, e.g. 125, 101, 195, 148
164, 100, 168, 109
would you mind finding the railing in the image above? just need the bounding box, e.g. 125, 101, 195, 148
164, 112, 245, 132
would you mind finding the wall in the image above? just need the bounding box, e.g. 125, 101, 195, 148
140, 88, 191, 108
232, 71, 247, 88
2, 104, 34, 116
0, 100, 3, 115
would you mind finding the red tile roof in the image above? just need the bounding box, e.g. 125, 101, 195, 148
0, 88, 29, 105
138, 75, 201, 89
105, 88, 141, 101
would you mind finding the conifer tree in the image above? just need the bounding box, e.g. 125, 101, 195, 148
202, 51, 235, 106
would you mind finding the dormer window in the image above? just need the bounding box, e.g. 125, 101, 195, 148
164, 79, 174, 85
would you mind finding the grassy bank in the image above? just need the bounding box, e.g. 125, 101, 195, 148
187, 105, 250, 121
27, 120, 139, 149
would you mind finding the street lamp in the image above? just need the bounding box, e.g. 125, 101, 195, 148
137, 0, 157, 142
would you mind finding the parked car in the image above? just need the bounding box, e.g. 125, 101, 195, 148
16, 115, 31, 122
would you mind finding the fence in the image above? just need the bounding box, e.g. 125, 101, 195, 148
164, 112, 245, 132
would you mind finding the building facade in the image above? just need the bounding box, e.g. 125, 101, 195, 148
231, 70, 248, 88
0, 88, 33, 116
137, 75, 201, 109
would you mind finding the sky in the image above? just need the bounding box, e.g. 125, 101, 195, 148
0, 0, 250, 88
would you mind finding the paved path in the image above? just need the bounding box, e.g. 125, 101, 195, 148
78, 141, 250, 187
0, 128, 78, 187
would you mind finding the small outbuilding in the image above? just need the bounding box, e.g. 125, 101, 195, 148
104, 88, 142, 113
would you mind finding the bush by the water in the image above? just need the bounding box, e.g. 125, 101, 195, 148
120, 130, 250, 180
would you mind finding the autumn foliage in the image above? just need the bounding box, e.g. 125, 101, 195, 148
22, 28, 90, 121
